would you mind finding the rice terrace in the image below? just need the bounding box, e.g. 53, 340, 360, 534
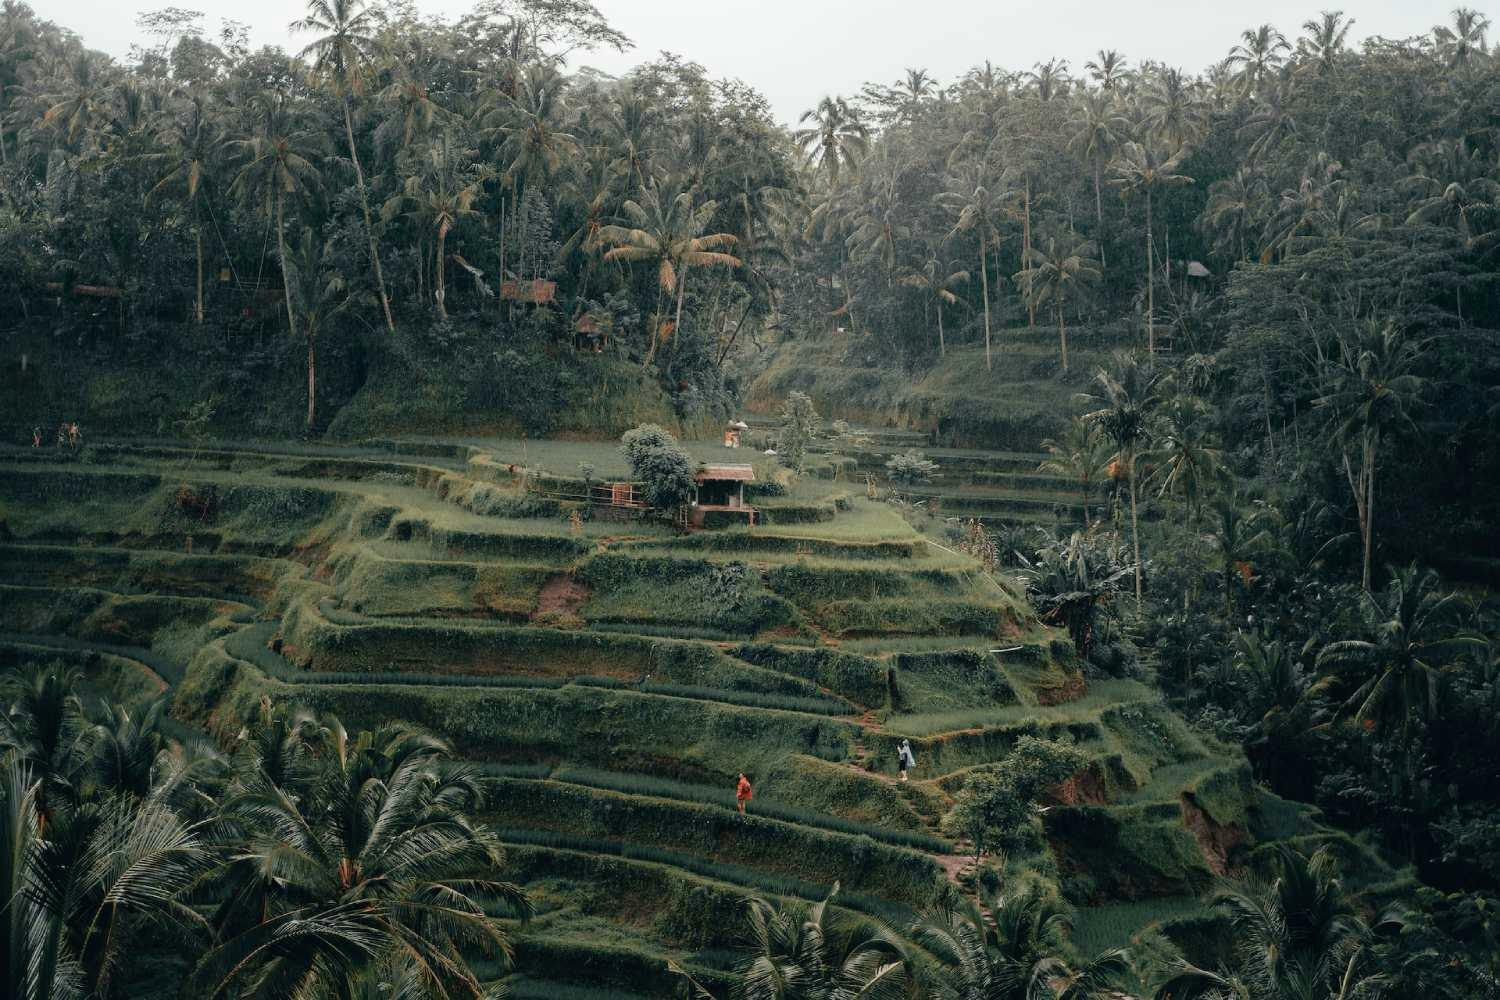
2, 1, 1499, 999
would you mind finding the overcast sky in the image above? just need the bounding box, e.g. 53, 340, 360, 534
45, 0, 1481, 125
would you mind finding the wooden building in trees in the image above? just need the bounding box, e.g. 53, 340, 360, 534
687, 464, 756, 527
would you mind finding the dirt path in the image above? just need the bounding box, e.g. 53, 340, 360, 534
532, 573, 590, 621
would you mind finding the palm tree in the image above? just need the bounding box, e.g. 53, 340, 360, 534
283, 229, 353, 429
38, 52, 113, 149
1146, 394, 1225, 521
1161, 846, 1388, 1000
228, 96, 327, 334
1316, 564, 1479, 748
0, 762, 215, 1000
479, 62, 578, 284
1080, 353, 1160, 606
1025, 58, 1071, 102
1297, 10, 1355, 76
1110, 141, 1192, 354
1084, 49, 1129, 91
597, 180, 741, 365
1039, 419, 1112, 527
1200, 167, 1266, 262
846, 147, 910, 280
1238, 75, 1299, 163
1433, 7, 1491, 71
939, 164, 1005, 370
603, 85, 660, 191
1207, 492, 1270, 633
195, 714, 529, 999
793, 95, 868, 185
737, 885, 912, 1000
1225, 24, 1290, 96
899, 252, 968, 356
292, 0, 396, 333
914, 881, 1076, 1000
1311, 320, 1426, 590
0, 661, 89, 825
1068, 90, 1128, 261
384, 136, 483, 319
1141, 67, 1206, 151
144, 95, 219, 324
1015, 234, 1101, 372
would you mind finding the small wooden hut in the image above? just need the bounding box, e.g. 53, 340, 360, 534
688, 464, 756, 527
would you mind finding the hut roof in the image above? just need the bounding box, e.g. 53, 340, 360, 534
696, 464, 755, 483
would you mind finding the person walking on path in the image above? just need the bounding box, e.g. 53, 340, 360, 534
898, 739, 917, 782
31, 426, 40, 448
68, 421, 80, 447
735, 772, 753, 815
56, 422, 67, 448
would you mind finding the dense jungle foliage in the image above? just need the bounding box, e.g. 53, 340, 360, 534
2, 0, 1500, 997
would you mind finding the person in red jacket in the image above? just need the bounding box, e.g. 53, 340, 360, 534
735, 772, 753, 815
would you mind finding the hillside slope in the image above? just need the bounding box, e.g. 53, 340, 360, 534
0, 434, 1378, 997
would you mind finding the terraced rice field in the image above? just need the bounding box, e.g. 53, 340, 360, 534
0, 433, 1254, 996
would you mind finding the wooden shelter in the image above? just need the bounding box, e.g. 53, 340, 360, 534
500, 279, 557, 305
688, 464, 757, 527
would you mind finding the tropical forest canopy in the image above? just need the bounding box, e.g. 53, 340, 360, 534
1, 1, 1500, 998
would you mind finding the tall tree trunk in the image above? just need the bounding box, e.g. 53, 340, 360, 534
277, 193, 294, 334
1093, 161, 1106, 268
343, 97, 395, 333
497, 191, 506, 313
1363, 434, 1376, 591
306, 329, 317, 430
1023, 176, 1035, 327
979, 239, 991, 371
674, 264, 689, 341
194, 224, 204, 324
1128, 458, 1143, 608
1145, 189, 1155, 354
1057, 300, 1068, 371
435, 223, 448, 319
937, 299, 945, 356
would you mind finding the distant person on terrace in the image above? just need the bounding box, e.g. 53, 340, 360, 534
736, 772, 753, 815
898, 739, 917, 782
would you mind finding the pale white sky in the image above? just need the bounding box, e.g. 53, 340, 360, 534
43, 0, 1488, 125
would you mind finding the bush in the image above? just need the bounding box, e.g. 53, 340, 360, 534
885, 450, 939, 485
777, 392, 819, 474
620, 424, 696, 510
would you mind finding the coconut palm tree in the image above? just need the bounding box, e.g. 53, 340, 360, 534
292, 0, 396, 333
1316, 564, 1480, 747
228, 95, 328, 334
1433, 7, 1491, 71
144, 95, 220, 324
737, 884, 912, 1000
1225, 24, 1290, 96
914, 881, 1077, 1000
1146, 394, 1225, 522
596, 180, 741, 365
1015, 234, 1101, 372
794, 95, 868, 185
1080, 352, 1160, 606
1311, 319, 1425, 591
1141, 67, 1207, 151
0, 762, 215, 1000
195, 714, 529, 999
899, 252, 968, 356
1238, 75, 1299, 163
939, 164, 1005, 370
1039, 419, 1112, 528
1084, 49, 1129, 91
283, 229, 353, 429
1157, 846, 1387, 1000
1200, 167, 1267, 262
479, 62, 577, 284
1297, 10, 1355, 76
1109, 141, 1192, 354
1068, 90, 1128, 261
